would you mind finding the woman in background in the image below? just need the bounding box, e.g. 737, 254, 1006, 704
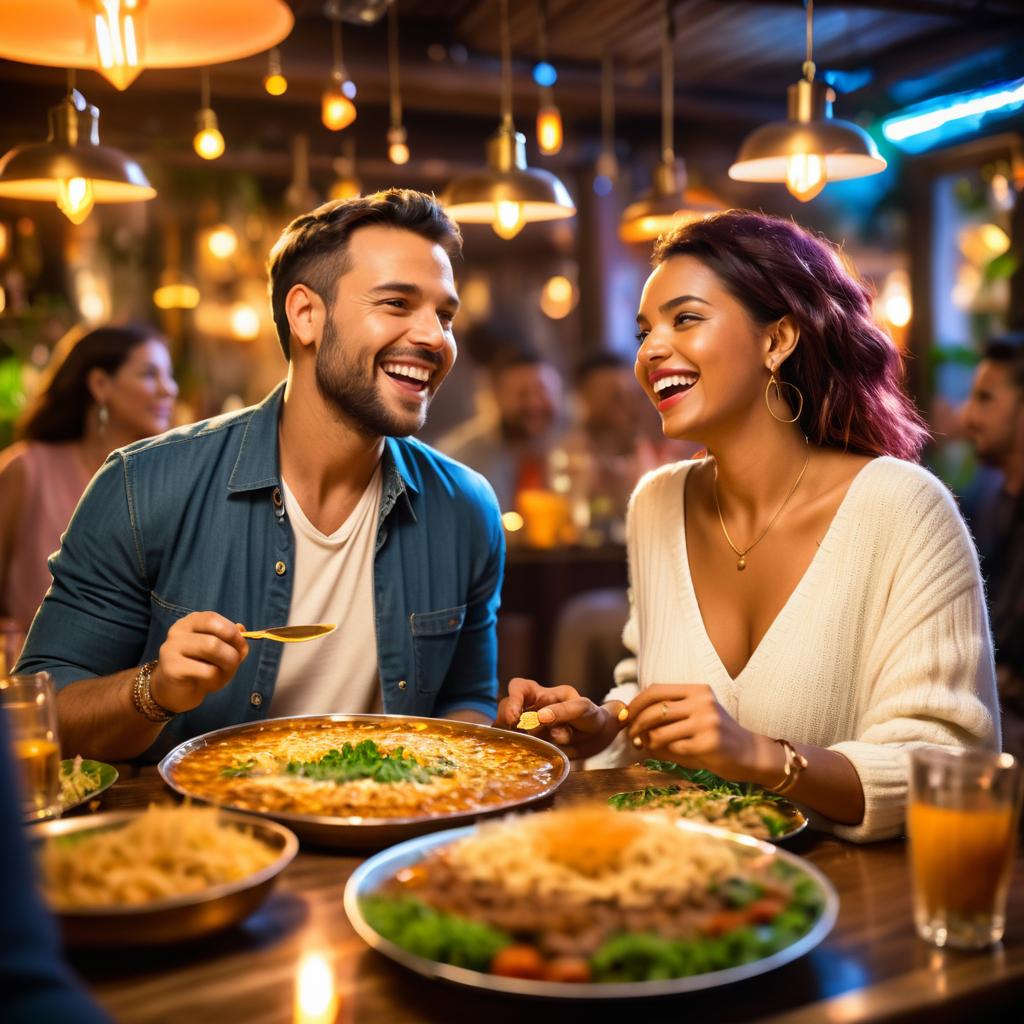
498, 210, 999, 842
0, 324, 177, 632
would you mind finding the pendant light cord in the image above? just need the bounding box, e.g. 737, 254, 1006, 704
601, 48, 614, 156
500, 0, 513, 129
201, 67, 210, 109
803, 0, 816, 82
661, 0, 674, 163
331, 12, 344, 83
388, 1, 402, 129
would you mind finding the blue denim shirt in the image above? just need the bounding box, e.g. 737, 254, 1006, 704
17, 384, 504, 761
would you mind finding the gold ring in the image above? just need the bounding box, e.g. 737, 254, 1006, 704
660, 702, 670, 718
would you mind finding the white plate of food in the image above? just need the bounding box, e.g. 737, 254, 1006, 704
344, 805, 838, 998
29, 804, 298, 946
159, 714, 570, 848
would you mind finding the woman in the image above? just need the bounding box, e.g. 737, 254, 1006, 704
498, 210, 999, 842
0, 324, 178, 631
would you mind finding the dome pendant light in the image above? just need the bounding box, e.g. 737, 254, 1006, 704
619, 0, 724, 243
0, 1, 293, 90
0, 83, 155, 223
728, 0, 886, 201
443, 0, 575, 240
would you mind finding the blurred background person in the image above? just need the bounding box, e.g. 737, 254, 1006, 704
0, 324, 178, 635
437, 344, 564, 511
961, 333, 1024, 761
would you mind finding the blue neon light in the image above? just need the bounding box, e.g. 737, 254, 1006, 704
533, 61, 557, 88
882, 77, 1024, 149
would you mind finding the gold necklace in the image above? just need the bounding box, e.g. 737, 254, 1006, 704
712, 447, 811, 571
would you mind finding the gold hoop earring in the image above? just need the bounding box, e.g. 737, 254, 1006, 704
765, 373, 804, 424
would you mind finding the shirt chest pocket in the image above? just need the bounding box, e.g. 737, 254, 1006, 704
409, 604, 466, 694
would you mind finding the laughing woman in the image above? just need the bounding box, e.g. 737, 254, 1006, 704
497, 210, 999, 842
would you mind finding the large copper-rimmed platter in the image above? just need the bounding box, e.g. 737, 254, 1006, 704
159, 714, 570, 848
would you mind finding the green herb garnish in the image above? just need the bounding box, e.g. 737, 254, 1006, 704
220, 759, 256, 778
285, 740, 454, 785
608, 785, 682, 810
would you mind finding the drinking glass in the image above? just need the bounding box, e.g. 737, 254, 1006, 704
0, 671, 61, 821
907, 747, 1022, 949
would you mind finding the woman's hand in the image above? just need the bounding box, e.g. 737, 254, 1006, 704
149, 612, 249, 714
495, 677, 626, 759
627, 684, 780, 783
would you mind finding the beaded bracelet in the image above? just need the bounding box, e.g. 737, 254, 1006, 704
770, 738, 808, 795
131, 660, 175, 723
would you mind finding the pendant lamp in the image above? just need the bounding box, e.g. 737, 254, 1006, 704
728, 0, 885, 201
619, 0, 724, 244
0, 86, 155, 224
443, 0, 575, 240
0, 1, 294, 91
387, 2, 410, 164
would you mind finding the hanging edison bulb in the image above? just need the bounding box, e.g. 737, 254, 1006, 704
193, 70, 224, 160
785, 153, 826, 202
263, 46, 287, 96
536, 85, 562, 155
387, 126, 410, 166
385, 2, 409, 165
322, 11, 356, 131
493, 201, 526, 240
88, 0, 144, 91
56, 176, 95, 224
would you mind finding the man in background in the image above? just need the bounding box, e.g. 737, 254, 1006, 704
962, 334, 1024, 761
437, 346, 564, 511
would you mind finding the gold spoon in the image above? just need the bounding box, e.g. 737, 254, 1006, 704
238, 624, 337, 642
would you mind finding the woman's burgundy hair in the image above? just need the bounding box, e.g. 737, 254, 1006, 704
652, 210, 929, 461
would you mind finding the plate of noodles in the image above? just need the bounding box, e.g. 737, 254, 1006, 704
29, 804, 298, 946
607, 760, 807, 842
344, 806, 837, 998
159, 714, 569, 848
59, 757, 118, 813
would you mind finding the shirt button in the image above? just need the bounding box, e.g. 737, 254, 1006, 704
275, 560, 287, 576
250, 692, 264, 708
398, 680, 407, 690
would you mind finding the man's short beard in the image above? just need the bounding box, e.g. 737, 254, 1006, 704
314, 313, 426, 438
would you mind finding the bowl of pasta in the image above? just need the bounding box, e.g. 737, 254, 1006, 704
28, 804, 298, 946
345, 805, 838, 998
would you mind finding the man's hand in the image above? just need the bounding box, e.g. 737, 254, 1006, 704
148, 612, 249, 714
496, 677, 625, 760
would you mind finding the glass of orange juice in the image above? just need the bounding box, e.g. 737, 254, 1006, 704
907, 747, 1021, 949
0, 671, 61, 821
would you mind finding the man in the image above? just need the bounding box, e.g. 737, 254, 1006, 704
437, 346, 563, 510
17, 190, 504, 762
961, 335, 1024, 760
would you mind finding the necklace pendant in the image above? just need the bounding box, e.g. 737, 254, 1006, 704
737, 556, 746, 571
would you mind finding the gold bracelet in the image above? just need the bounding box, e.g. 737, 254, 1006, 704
770, 738, 808, 795
131, 660, 175, 723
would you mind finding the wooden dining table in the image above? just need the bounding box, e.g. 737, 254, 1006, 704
65, 763, 1023, 1024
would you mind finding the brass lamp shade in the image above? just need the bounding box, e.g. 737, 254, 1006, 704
730, 79, 886, 183
0, 1, 293, 74
443, 124, 575, 225
0, 91, 155, 204
619, 160, 724, 244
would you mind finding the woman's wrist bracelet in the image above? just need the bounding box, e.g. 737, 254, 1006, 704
770, 738, 808, 795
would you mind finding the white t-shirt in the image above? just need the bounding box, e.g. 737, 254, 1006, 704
270, 467, 383, 717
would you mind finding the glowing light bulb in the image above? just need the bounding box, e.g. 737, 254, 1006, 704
263, 71, 288, 96
56, 177, 95, 224
492, 201, 525, 240
329, 176, 361, 201
536, 105, 563, 155
321, 86, 357, 131
230, 302, 260, 340
387, 125, 409, 165
193, 108, 224, 160
90, 0, 144, 91
785, 152, 826, 202
295, 952, 337, 1024
207, 225, 238, 259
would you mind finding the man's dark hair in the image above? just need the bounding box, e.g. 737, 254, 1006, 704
982, 334, 1024, 391
574, 351, 631, 387
267, 189, 462, 358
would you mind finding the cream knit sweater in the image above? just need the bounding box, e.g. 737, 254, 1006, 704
591, 457, 1000, 843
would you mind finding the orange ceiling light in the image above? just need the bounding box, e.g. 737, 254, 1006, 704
0, 1, 293, 90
